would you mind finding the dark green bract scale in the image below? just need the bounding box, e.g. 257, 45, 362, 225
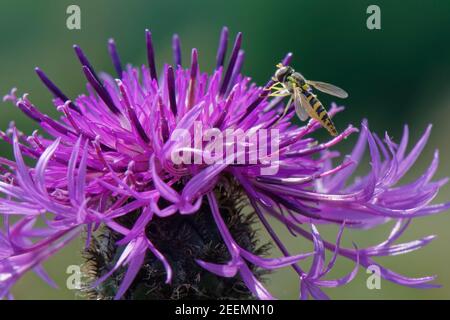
81, 178, 269, 300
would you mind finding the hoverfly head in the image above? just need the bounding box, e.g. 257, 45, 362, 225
274, 64, 293, 83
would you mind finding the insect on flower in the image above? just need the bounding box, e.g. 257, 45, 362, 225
0, 26, 449, 300
268, 63, 348, 136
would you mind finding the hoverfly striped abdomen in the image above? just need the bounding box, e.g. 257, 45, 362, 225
302, 90, 338, 136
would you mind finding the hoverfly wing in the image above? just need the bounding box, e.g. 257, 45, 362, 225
293, 87, 309, 121
307, 80, 348, 99
299, 91, 317, 120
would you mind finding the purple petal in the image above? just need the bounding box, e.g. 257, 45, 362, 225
309, 224, 325, 278
196, 260, 239, 277
240, 248, 313, 270
114, 250, 146, 300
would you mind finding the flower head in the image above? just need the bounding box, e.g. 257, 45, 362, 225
0, 27, 449, 299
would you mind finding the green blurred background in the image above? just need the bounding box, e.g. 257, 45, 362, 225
1, 0, 450, 299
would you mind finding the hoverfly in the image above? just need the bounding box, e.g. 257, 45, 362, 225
268, 63, 348, 136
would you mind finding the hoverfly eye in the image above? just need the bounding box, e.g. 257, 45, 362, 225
275, 67, 289, 82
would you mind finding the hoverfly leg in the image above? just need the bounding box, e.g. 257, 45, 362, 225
265, 82, 282, 91
272, 96, 293, 126
269, 92, 290, 97
281, 96, 293, 118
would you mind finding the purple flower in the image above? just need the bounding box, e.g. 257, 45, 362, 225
0, 27, 449, 300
